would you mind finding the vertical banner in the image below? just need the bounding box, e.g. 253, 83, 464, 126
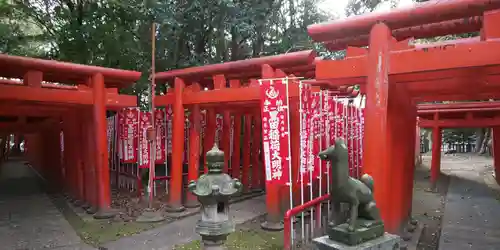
118, 111, 124, 160
230, 116, 235, 160
155, 109, 166, 164
184, 114, 190, 164
201, 111, 207, 140
123, 108, 139, 163
259, 78, 290, 185
139, 111, 152, 169
107, 116, 115, 158
310, 93, 321, 180
215, 114, 223, 146
298, 82, 312, 182
329, 97, 337, 146
166, 105, 173, 155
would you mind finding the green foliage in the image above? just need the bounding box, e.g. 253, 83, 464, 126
1, 0, 331, 107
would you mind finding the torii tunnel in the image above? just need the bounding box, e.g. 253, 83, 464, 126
0, 54, 140, 218
417, 101, 500, 188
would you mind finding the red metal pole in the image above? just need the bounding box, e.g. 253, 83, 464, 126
308, 0, 500, 42
92, 73, 115, 219
430, 126, 442, 187
167, 77, 186, 212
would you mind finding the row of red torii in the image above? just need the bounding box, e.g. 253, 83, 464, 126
102, 78, 365, 230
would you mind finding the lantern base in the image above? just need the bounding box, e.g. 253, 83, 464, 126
136, 208, 165, 223
93, 208, 117, 219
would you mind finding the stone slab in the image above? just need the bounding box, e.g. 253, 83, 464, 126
0, 160, 93, 250
327, 220, 385, 246
313, 233, 401, 250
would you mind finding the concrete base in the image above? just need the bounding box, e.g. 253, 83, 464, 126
136, 208, 165, 223
184, 200, 201, 208
202, 241, 227, 250
85, 206, 97, 215
165, 204, 186, 213
93, 208, 117, 219
72, 199, 84, 207
261, 220, 284, 231
81, 202, 91, 210
313, 233, 401, 250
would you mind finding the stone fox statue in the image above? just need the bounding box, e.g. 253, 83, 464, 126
318, 138, 381, 232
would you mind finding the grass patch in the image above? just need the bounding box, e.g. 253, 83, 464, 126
47, 191, 168, 246
73, 219, 164, 246
174, 228, 284, 250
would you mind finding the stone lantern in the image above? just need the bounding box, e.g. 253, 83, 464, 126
188, 144, 242, 250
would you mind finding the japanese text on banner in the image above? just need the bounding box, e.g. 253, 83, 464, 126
259, 78, 290, 185
139, 111, 152, 169
155, 109, 166, 163
166, 105, 173, 155
299, 82, 312, 182
123, 108, 139, 163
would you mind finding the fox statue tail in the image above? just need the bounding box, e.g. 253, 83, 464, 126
360, 173, 374, 192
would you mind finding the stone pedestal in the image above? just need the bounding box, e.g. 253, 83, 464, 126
313, 233, 401, 250
327, 220, 384, 246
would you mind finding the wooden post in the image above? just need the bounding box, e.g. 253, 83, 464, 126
242, 115, 252, 192
230, 80, 242, 179
167, 77, 186, 212
186, 83, 202, 208
431, 125, 442, 186
91, 73, 115, 219
363, 23, 402, 232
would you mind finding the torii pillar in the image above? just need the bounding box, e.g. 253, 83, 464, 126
430, 113, 442, 188
91, 73, 116, 219
363, 23, 414, 233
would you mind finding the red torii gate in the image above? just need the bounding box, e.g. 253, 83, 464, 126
417, 102, 500, 187
153, 50, 355, 229
308, 0, 500, 233
0, 54, 140, 218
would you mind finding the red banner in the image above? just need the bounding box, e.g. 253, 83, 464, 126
166, 105, 173, 155
260, 79, 290, 185
139, 111, 152, 169
311, 93, 321, 181
184, 114, 190, 164
107, 116, 114, 157
117, 111, 124, 160
299, 82, 312, 182
155, 109, 166, 163
215, 113, 223, 146
123, 108, 139, 163
201, 110, 207, 140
